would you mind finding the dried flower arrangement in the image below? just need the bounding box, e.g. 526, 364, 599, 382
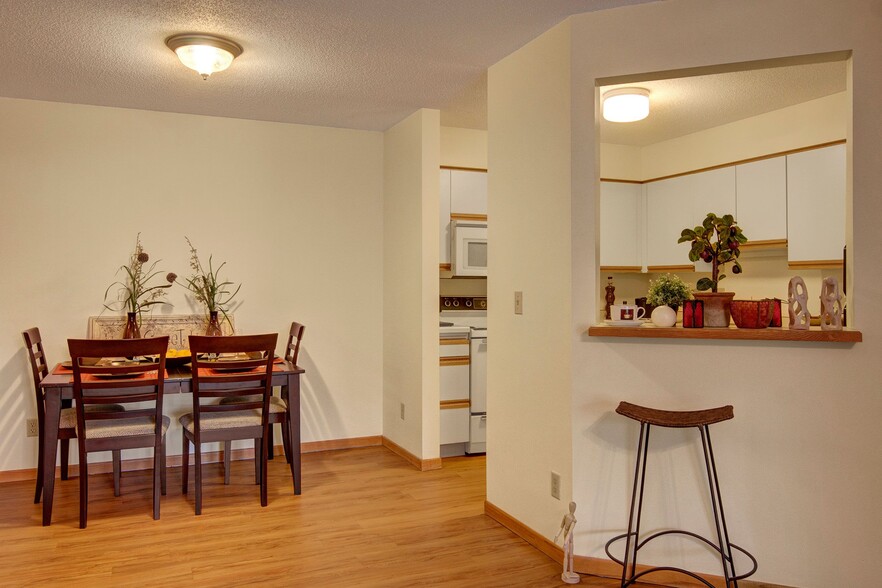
104, 233, 175, 321
181, 237, 241, 327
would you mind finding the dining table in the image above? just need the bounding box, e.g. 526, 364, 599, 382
38, 358, 305, 526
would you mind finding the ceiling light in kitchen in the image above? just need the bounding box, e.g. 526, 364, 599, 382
166, 34, 243, 80
602, 87, 650, 122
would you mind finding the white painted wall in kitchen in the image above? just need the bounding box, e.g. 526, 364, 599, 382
490, 1, 882, 586
0, 97, 384, 470
441, 126, 487, 169
382, 109, 441, 460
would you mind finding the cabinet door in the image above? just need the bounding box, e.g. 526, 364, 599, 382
689, 167, 737, 272
736, 157, 787, 244
600, 181, 642, 269
450, 170, 487, 216
786, 144, 846, 264
440, 407, 470, 444
440, 169, 452, 266
645, 176, 693, 269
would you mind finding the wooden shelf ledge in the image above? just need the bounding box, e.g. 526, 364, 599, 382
587, 324, 862, 343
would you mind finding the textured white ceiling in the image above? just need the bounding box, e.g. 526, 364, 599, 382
0, 0, 654, 131
600, 60, 848, 146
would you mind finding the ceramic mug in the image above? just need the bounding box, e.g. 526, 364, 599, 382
611, 304, 645, 321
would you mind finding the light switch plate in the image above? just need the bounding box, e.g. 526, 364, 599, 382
514, 291, 523, 315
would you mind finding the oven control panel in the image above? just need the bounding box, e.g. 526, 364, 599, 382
440, 297, 487, 311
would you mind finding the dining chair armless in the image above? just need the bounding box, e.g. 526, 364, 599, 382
23, 327, 123, 504
223, 321, 304, 473
68, 336, 170, 529
181, 333, 278, 515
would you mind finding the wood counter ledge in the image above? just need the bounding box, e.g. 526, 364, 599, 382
587, 324, 862, 343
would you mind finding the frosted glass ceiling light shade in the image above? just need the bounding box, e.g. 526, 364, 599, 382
602, 88, 650, 122
166, 34, 243, 80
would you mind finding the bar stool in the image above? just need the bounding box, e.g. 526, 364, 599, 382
605, 401, 757, 588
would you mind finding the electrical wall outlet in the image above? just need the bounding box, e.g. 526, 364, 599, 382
26, 418, 39, 437
514, 291, 523, 315
551, 471, 561, 500
400, 402, 406, 420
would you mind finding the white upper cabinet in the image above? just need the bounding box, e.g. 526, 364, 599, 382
646, 175, 693, 268
440, 169, 452, 266
689, 166, 737, 226
450, 169, 488, 216
786, 144, 846, 264
600, 181, 642, 268
736, 157, 787, 244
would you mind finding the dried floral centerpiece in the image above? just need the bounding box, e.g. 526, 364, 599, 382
104, 234, 176, 338
181, 237, 241, 335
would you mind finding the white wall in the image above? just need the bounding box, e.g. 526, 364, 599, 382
382, 109, 441, 459
487, 20, 574, 533
0, 97, 385, 471
490, 0, 882, 586
441, 127, 488, 169
601, 91, 847, 181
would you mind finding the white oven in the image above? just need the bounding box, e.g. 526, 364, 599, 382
452, 220, 487, 277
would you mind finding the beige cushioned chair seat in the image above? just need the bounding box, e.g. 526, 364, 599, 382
179, 410, 262, 433
85, 415, 170, 439
58, 404, 125, 430
217, 395, 287, 413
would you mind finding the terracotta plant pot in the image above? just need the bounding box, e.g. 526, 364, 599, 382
731, 300, 773, 329
692, 291, 735, 328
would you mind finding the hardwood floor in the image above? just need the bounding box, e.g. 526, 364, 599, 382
0, 447, 644, 587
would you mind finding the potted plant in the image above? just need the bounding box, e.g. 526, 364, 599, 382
646, 273, 691, 327
181, 237, 241, 335
104, 234, 176, 338
678, 212, 748, 327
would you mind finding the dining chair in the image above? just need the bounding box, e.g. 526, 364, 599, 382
181, 333, 278, 515
222, 321, 304, 474
68, 336, 170, 529
23, 327, 123, 504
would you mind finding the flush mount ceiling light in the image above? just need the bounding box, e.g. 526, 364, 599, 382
166, 33, 243, 80
602, 87, 650, 123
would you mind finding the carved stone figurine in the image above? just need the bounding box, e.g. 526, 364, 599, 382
819, 276, 845, 331
554, 501, 580, 584
788, 277, 811, 330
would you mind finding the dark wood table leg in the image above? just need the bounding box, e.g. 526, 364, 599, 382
283, 372, 301, 495
42, 390, 61, 526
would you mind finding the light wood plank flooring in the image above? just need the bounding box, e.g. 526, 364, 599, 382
0, 447, 645, 587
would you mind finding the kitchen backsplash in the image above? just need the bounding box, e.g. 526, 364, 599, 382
441, 277, 487, 297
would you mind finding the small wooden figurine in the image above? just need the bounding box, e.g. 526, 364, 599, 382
554, 501, 580, 584
788, 277, 811, 330
604, 277, 616, 321
819, 276, 844, 331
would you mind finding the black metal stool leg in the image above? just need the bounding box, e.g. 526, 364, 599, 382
700, 425, 737, 587
621, 422, 651, 587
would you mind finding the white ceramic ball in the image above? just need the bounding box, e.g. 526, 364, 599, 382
651, 305, 677, 327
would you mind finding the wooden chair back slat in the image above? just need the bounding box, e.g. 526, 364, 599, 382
285, 322, 305, 365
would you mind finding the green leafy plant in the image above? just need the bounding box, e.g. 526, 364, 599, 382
104, 233, 175, 319
678, 212, 748, 292
181, 237, 241, 325
646, 273, 692, 308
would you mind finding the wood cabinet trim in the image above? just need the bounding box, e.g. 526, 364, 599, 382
600, 139, 846, 185
646, 265, 695, 272
788, 259, 844, 269
587, 325, 861, 342
441, 165, 488, 172
440, 338, 469, 346
440, 356, 470, 366
440, 400, 470, 409
739, 239, 787, 250
439, 263, 452, 271
599, 266, 643, 273
450, 213, 488, 222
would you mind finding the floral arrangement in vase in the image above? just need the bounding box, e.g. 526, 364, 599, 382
181, 237, 241, 335
104, 234, 176, 338
678, 212, 748, 292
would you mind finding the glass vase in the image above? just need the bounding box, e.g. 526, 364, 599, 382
123, 312, 141, 339
206, 310, 223, 336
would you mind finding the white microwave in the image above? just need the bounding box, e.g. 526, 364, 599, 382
452, 220, 488, 277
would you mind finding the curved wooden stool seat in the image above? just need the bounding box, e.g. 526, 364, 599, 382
616, 401, 733, 428
606, 401, 756, 588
